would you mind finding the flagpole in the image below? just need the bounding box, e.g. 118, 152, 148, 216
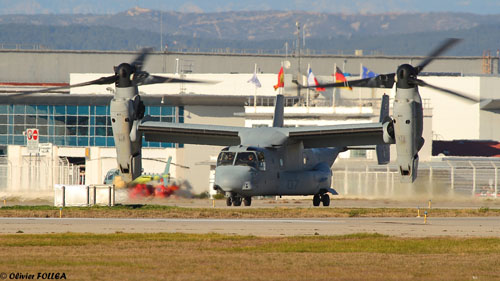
333, 63, 337, 108
280, 61, 284, 96
254, 63, 258, 111
359, 63, 362, 102
306, 64, 310, 108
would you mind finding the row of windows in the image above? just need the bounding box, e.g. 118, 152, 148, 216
0, 105, 179, 116
0, 105, 183, 148
0, 115, 177, 127
0, 135, 177, 148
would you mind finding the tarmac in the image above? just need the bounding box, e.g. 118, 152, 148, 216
1, 197, 499, 237
1, 217, 499, 237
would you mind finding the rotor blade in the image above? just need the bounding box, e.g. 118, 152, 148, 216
415, 38, 462, 74
411, 78, 478, 102
131, 48, 153, 73
142, 158, 190, 169
9, 75, 117, 97
137, 75, 216, 86
309, 73, 395, 89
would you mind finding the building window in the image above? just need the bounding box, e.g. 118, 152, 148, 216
0, 105, 181, 148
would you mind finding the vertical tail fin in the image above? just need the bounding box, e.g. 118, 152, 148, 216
376, 94, 390, 164
164, 156, 172, 175
272, 94, 284, 127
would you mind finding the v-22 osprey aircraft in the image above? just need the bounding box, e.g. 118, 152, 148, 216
138, 38, 473, 207
16, 39, 470, 207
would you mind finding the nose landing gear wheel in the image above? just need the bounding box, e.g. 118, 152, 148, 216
233, 197, 242, 206
321, 194, 330, 206
243, 197, 252, 206
312, 194, 321, 206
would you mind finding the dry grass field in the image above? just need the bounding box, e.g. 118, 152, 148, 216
0, 233, 499, 281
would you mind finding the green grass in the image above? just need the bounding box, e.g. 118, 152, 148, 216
2, 232, 500, 254
1, 204, 500, 218
0, 232, 252, 247
228, 235, 500, 254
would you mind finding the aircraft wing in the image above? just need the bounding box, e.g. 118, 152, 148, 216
138, 121, 249, 146
286, 122, 386, 149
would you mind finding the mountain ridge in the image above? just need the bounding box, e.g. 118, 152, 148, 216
0, 9, 499, 56
1, 8, 500, 40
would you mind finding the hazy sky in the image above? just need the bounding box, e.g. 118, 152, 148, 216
0, 0, 498, 15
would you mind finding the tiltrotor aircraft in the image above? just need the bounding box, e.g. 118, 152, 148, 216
139, 38, 472, 207
14, 39, 471, 207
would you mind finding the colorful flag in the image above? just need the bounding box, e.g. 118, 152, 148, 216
273, 66, 284, 90
307, 67, 325, 91
335, 66, 352, 90
362, 66, 378, 79
247, 71, 261, 88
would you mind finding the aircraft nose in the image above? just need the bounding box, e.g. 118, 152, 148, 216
215, 166, 254, 192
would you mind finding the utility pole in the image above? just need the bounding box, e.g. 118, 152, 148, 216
296, 21, 301, 75
160, 11, 163, 52
296, 21, 302, 101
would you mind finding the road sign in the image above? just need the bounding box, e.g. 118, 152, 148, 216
39, 143, 53, 156
26, 128, 39, 154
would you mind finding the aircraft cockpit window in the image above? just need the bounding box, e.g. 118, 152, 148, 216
235, 152, 257, 168
257, 152, 266, 170
217, 152, 235, 166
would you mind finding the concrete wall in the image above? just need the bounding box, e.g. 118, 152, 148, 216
0, 49, 490, 83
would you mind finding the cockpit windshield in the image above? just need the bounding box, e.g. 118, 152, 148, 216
217, 152, 235, 166
235, 152, 257, 168
217, 151, 265, 170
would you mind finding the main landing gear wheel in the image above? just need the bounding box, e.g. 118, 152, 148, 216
233, 197, 242, 206
226, 197, 233, 206
243, 197, 252, 206
312, 194, 321, 207
321, 194, 330, 207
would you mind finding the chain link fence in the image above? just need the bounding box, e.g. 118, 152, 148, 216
2, 155, 499, 200
0, 156, 79, 194
332, 159, 500, 199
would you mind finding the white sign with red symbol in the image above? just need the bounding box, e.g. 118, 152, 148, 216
26, 128, 39, 154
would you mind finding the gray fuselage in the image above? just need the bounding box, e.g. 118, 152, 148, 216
214, 143, 340, 197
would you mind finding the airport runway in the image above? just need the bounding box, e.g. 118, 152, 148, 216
0, 217, 499, 237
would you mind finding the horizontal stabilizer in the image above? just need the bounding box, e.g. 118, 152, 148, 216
480, 99, 500, 110
326, 187, 339, 195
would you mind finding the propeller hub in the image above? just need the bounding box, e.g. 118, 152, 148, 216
114, 63, 135, 88
396, 64, 417, 89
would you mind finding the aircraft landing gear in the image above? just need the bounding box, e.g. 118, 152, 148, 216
312, 194, 321, 206
321, 194, 330, 207
243, 197, 252, 206
313, 194, 330, 207
233, 197, 242, 206
226, 194, 249, 207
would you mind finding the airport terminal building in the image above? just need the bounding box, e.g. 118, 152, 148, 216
1, 49, 500, 199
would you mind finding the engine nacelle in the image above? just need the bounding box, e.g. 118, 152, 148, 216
110, 87, 143, 183
392, 87, 424, 183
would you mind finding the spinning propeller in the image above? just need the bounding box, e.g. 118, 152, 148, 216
308, 38, 476, 102
14, 48, 204, 96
